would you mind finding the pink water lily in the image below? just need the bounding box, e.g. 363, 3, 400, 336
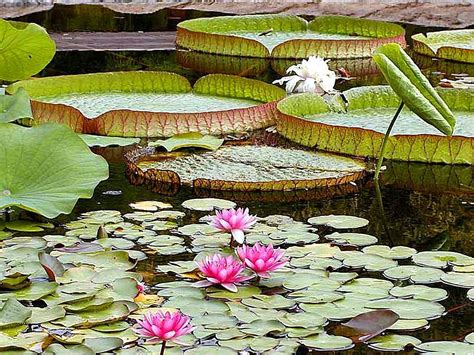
195, 253, 253, 292
136, 282, 145, 296
237, 243, 288, 278
135, 311, 194, 346
210, 207, 257, 244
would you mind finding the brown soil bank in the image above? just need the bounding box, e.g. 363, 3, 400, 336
1, 2, 473, 29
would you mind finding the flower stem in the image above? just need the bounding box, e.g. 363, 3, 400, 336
160, 341, 166, 355
255, 275, 261, 283
374, 102, 404, 180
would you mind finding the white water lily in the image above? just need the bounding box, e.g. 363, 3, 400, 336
273, 56, 337, 95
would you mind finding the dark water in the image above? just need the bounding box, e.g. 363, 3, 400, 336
9, 8, 474, 352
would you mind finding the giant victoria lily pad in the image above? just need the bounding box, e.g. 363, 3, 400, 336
277, 86, 473, 164
0, 124, 108, 218
127, 144, 366, 193
176, 14, 405, 59
7, 71, 285, 138
412, 30, 474, 64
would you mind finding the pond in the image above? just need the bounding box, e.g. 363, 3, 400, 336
0, 9, 473, 355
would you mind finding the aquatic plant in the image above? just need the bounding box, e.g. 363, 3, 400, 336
273, 56, 337, 94
135, 311, 195, 353
237, 243, 288, 278
195, 253, 253, 292
210, 207, 257, 245
372, 43, 456, 178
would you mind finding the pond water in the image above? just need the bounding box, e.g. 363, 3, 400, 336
4, 10, 474, 354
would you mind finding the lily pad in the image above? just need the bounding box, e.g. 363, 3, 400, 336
383, 265, 445, 284
0, 298, 32, 328
387, 319, 429, 331
0, 19, 56, 81
181, 198, 236, 212
239, 319, 285, 336
276, 86, 473, 164
300, 332, 353, 351
129, 201, 172, 212
412, 251, 474, 269
368, 334, 421, 351
440, 272, 474, 288
137, 145, 366, 192
415, 341, 474, 353
412, 30, 474, 64
389, 285, 448, 302
308, 215, 369, 229
326, 232, 377, 246
177, 14, 405, 58
150, 132, 224, 151
8, 72, 285, 138
0, 124, 109, 218
366, 299, 445, 320
362, 245, 417, 260
242, 294, 296, 310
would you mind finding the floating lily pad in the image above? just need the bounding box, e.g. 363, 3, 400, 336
366, 299, 445, 320
277, 87, 473, 164
219, 337, 279, 352
308, 215, 369, 229
0, 124, 109, 218
440, 272, 474, 288
150, 132, 224, 152
342, 254, 397, 272
300, 332, 353, 351
239, 319, 285, 336
8, 72, 285, 138
181, 198, 236, 212
326, 232, 377, 246
0, 298, 32, 328
415, 341, 474, 353
0, 19, 56, 81
389, 285, 448, 302
129, 201, 172, 212
177, 15, 405, 58
242, 294, 296, 310
362, 245, 417, 260
412, 251, 474, 269
383, 265, 445, 284
468, 289, 474, 301
387, 319, 428, 331
412, 30, 474, 64
136, 145, 366, 192
368, 334, 421, 351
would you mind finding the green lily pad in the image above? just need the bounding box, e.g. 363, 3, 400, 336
412, 29, 474, 64
383, 265, 445, 284
226, 302, 259, 323
4, 221, 51, 233
414, 341, 474, 353
0, 19, 56, 81
300, 332, 353, 351
184, 346, 236, 355
0, 124, 108, 219
366, 299, 444, 320
242, 294, 296, 310
129, 201, 172, 212
342, 254, 397, 272
150, 132, 224, 151
389, 285, 448, 302
387, 319, 429, 331
283, 272, 340, 291
440, 272, 474, 288
0, 281, 57, 301
368, 334, 421, 351
56, 301, 131, 328
301, 298, 367, 321
79, 135, 140, 147
308, 215, 369, 229
219, 337, 279, 352
56, 251, 135, 270
468, 289, 474, 301
27, 305, 65, 324
362, 245, 417, 259
208, 286, 261, 300
279, 311, 326, 328
0, 88, 32, 124
239, 319, 285, 336
0, 298, 32, 328
44, 344, 95, 355
326, 232, 377, 246
465, 333, 474, 344
84, 337, 124, 353
412, 251, 474, 269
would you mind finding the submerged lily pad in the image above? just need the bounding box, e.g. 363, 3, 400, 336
412, 29, 474, 64
0, 124, 109, 219
137, 145, 366, 192
8, 72, 285, 138
177, 14, 405, 58
277, 86, 473, 164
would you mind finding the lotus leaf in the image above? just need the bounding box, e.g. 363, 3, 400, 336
8, 72, 285, 137
137, 145, 366, 192
366, 299, 444, 320
276, 86, 473, 164
412, 30, 474, 64
0, 124, 108, 218
368, 334, 421, 351
177, 15, 405, 58
0, 19, 56, 81
0, 89, 32, 124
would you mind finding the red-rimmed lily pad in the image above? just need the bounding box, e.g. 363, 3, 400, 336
276, 86, 473, 164
7, 72, 285, 138
177, 14, 405, 59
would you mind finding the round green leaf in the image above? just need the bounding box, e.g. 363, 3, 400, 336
182, 198, 236, 211
415, 341, 474, 353
368, 334, 421, 351
326, 232, 377, 246
300, 332, 353, 351
389, 285, 448, 302
366, 299, 444, 320
308, 215, 369, 229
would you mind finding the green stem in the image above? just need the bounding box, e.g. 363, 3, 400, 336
160, 341, 166, 355
374, 102, 404, 180
374, 180, 394, 247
